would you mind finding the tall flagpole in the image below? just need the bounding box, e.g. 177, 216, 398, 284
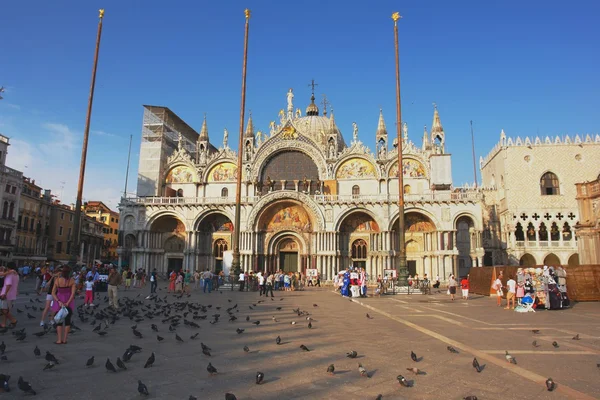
71, 9, 105, 264
392, 12, 408, 284
232, 9, 251, 275
123, 134, 133, 198
470, 120, 478, 188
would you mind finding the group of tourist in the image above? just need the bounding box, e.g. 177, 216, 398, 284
238, 270, 308, 293
166, 268, 226, 294
335, 267, 369, 298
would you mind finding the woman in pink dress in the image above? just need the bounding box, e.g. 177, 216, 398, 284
51, 265, 76, 344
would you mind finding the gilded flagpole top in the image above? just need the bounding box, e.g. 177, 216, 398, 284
391, 12, 401, 24
244, 9, 251, 19
99, 9, 105, 19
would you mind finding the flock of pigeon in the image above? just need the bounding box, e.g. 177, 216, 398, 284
0, 286, 595, 399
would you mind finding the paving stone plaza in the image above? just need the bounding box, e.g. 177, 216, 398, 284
3, 279, 599, 399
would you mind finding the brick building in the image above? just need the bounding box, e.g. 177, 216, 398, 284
13, 176, 53, 267
47, 203, 105, 266
84, 201, 119, 261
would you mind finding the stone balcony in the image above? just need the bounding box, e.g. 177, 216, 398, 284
124, 191, 482, 206
515, 240, 577, 249
0, 164, 23, 179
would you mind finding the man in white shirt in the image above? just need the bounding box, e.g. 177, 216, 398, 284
238, 271, 246, 291
505, 275, 516, 310
202, 269, 213, 293
258, 272, 265, 296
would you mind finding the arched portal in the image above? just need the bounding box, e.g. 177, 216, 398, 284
391, 212, 437, 279
278, 237, 300, 273
568, 253, 579, 266
544, 253, 561, 266
456, 216, 475, 274
150, 215, 186, 273
256, 200, 314, 274
195, 213, 234, 273
520, 253, 536, 266
338, 211, 379, 272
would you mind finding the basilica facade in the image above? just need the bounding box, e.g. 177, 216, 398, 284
117, 91, 485, 282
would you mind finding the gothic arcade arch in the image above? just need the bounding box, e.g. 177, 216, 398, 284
194, 211, 234, 273
337, 210, 380, 271
456, 215, 475, 270
519, 253, 536, 266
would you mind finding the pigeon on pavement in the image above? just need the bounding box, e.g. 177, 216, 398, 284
410, 351, 418, 362
327, 364, 335, 375
207, 363, 218, 375
358, 363, 368, 377
406, 367, 422, 375
346, 351, 358, 358
105, 358, 117, 373
116, 357, 127, 370
45, 351, 60, 364
256, 371, 265, 384
144, 352, 155, 368
505, 351, 517, 364
86, 356, 94, 367
138, 380, 149, 396
472, 357, 482, 373
397, 374, 410, 387
18, 377, 36, 395
546, 377, 555, 391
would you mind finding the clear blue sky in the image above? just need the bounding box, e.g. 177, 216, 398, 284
1, 1, 599, 208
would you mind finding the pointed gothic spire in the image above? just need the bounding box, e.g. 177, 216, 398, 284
376, 109, 387, 137
199, 114, 209, 140
431, 104, 444, 139
244, 112, 254, 137
329, 108, 336, 130
422, 125, 429, 150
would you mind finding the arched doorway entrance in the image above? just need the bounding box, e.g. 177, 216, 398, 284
392, 212, 436, 278
257, 200, 313, 273
150, 215, 186, 273
278, 238, 300, 272
519, 253, 536, 266
456, 216, 475, 273
195, 213, 233, 273
338, 211, 379, 272
544, 253, 561, 266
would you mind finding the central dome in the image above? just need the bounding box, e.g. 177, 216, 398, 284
294, 114, 346, 150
